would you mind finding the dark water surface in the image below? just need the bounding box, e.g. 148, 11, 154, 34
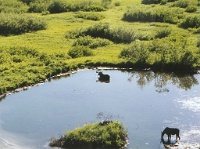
0, 69, 199, 149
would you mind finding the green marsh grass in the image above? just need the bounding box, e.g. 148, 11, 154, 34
0, 0, 199, 96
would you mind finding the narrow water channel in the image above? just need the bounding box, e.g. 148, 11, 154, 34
0, 69, 199, 149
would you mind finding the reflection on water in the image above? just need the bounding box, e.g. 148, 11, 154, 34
127, 71, 199, 92
0, 70, 199, 149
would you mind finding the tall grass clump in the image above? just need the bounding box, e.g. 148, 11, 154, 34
0, 0, 28, 13
122, 6, 183, 24
0, 13, 47, 35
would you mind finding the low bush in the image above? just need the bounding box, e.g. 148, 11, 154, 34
68, 46, 93, 58
114, 1, 121, 6
73, 36, 111, 49
155, 28, 171, 38
19, 0, 34, 5
28, 0, 50, 13
47, 0, 105, 13
67, 23, 136, 43
172, 0, 190, 8
122, 6, 183, 24
179, 15, 200, 28
185, 6, 197, 12
49, 121, 128, 149
75, 13, 105, 21
160, 0, 168, 5
120, 38, 199, 71
142, 0, 161, 4
0, 0, 28, 13
0, 13, 47, 35
47, 0, 67, 13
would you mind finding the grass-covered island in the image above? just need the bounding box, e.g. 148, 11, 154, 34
49, 121, 128, 149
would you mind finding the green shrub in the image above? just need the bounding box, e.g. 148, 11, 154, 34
122, 6, 183, 24
185, 6, 197, 12
0, 0, 28, 13
81, 23, 136, 43
180, 15, 200, 28
120, 38, 199, 71
172, 0, 190, 8
73, 36, 111, 49
68, 46, 93, 58
101, 0, 112, 8
47, 0, 67, 13
83, 22, 110, 39
120, 41, 151, 64
114, 1, 121, 6
160, 0, 168, 5
142, 0, 161, 4
29, 0, 50, 13
110, 27, 136, 43
0, 13, 47, 35
47, 0, 105, 13
19, 0, 34, 5
155, 28, 171, 38
75, 13, 105, 21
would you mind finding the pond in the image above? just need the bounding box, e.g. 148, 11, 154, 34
0, 69, 199, 149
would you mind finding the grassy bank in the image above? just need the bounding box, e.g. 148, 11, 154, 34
0, 0, 200, 96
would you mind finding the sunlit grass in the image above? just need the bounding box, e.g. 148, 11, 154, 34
0, 0, 199, 95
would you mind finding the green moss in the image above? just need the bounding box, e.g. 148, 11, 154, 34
49, 121, 128, 149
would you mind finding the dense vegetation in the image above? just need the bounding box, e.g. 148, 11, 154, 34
49, 121, 127, 148
0, 0, 199, 97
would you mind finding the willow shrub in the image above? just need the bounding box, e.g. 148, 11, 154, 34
120, 39, 199, 71
179, 15, 200, 28
72, 36, 111, 49
0, 13, 47, 35
0, 0, 28, 13
75, 12, 105, 21
155, 28, 171, 38
67, 22, 136, 43
142, 0, 161, 4
122, 6, 183, 24
46, 0, 105, 13
28, 0, 50, 13
68, 46, 93, 58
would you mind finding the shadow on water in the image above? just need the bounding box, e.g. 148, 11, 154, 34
125, 70, 199, 93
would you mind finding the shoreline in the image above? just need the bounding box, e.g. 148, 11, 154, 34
0, 66, 199, 100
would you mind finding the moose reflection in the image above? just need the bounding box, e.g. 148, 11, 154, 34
161, 127, 180, 143
96, 71, 110, 83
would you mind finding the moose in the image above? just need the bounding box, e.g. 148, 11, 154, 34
161, 127, 180, 143
96, 71, 110, 83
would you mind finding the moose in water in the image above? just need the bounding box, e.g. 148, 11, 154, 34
161, 127, 180, 143
96, 71, 110, 83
